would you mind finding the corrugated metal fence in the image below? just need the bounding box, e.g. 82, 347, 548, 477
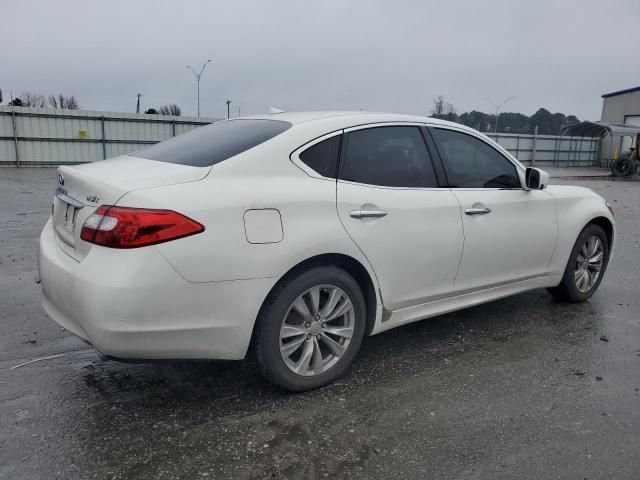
0, 106, 601, 167
0, 106, 217, 166
484, 131, 601, 167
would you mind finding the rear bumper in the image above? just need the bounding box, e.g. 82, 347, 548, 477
38, 218, 277, 360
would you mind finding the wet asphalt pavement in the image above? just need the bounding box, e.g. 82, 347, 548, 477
1, 168, 639, 480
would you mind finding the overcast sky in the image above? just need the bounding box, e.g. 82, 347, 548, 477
3, 0, 639, 120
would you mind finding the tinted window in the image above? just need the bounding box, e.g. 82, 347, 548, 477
299, 135, 341, 178
134, 119, 291, 167
432, 128, 521, 188
341, 127, 437, 187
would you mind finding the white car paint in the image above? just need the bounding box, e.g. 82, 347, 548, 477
243, 209, 284, 244
336, 179, 464, 310
38, 111, 615, 361
451, 188, 558, 292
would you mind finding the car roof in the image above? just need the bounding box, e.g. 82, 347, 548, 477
241, 111, 469, 131
238, 111, 522, 171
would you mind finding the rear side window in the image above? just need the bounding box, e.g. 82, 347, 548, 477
431, 128, 521, 188
340, 126, 437, 188
299, 135, 342, 178
133, 119, 291, 167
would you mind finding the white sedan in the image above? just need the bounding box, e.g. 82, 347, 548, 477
39, 111, 614, 390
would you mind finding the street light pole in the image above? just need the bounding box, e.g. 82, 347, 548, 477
485, 96, 516, 134
186, 59, 212, 117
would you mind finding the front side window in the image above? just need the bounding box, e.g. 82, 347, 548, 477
340, 126, 437, 188
299, 134, 341, 178
134, 119, 291, 167
431, 128, 521, 188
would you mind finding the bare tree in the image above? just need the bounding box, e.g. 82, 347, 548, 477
430, 95, 457, 121
65, 96, 79, 110
21, 91, 47, 108
158, 104, 181, 116
48, 93, 79, 110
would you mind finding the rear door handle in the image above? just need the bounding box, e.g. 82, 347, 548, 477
465, 207, 492, 215
350, 209, 388, 219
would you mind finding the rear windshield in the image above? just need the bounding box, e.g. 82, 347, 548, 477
133, 119, 291, 167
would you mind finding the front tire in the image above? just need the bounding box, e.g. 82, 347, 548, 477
547, 224, 609, 302
254, 266, 366, 391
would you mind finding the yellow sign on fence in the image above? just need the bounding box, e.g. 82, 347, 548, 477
77, 130, 87, 138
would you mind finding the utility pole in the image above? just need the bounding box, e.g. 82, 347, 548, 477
187, 59, 212, 117
135, 93, 143, 114
225, 99, 231, 119
485, 96, 516, 134
238, 106, 241, 117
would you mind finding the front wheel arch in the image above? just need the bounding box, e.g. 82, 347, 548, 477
588, 216, 614, 250
548, 222, 610, 302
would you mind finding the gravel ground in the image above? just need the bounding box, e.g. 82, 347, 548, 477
1, 168, 639, 480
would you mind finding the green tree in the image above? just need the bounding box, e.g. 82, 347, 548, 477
495, 112, 532, 133
429, 99, 580, 134
530, 108, 556, 134
457, 110, 493, 132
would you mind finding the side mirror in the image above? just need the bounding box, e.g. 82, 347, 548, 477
525, 167, 549, 190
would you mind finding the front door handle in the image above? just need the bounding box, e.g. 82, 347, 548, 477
350, 209, 388, 219
465, 207, 492, 215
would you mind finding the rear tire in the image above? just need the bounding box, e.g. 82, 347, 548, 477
254, 266, 366, 391
547, 224, 609, 302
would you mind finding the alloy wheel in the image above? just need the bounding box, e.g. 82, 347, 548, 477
574, 235, 604, 293
279, 285, 355, 376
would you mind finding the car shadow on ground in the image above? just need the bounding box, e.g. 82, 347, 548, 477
74, 288, 598, 405
41, 288, 603, 479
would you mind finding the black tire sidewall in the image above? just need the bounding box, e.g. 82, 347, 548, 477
611, 159, 633, 177
256, 266, 366, 391
561, 224, 609, 302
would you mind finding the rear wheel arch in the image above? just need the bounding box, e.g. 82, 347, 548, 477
252, 253, 379, 345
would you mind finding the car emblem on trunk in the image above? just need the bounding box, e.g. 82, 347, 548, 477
58, 173, 65, 186
86, 195, 100, 203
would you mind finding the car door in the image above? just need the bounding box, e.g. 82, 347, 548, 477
336, 124, 464, 310
429, 126, 558, 293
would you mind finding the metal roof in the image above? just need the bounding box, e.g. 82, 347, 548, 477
601, 86, 640, 98
561, 121, 640, 137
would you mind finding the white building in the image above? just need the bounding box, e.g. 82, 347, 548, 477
601, 86, 640, 156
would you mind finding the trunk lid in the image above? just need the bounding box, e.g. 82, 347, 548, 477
51, 155, 209, 261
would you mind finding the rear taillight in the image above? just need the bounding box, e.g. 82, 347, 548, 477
80, 205, 204, 248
